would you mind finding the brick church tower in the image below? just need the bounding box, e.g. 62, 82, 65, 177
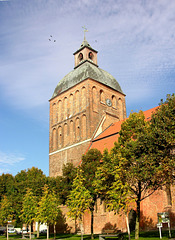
49, 37, 126, 177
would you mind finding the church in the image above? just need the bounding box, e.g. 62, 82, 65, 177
49, 36, 175, 234
49, 36, 126, 177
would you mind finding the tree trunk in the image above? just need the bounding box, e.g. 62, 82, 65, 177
135, 183, 141, 240
7, 223, 9, 240
80, 220, 83, 240
29, 225, 31, 240
37, 222, 40, 238
91, 209, 94, 239
47, 225, 49, 240
54, 224, 56, 240
125, 213, 131, 240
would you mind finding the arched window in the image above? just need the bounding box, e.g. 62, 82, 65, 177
76, 118, 80, 141
112, 95, 117, 108
58, 100, 62, 122
58, 126, 62, 148
92, 87, 98, 112
64, 123, 68, 146
78, 53, 83, 61
69, 94, 74, 116
118, 98, 123, 120
100, 90, 105, 103
82, 114, 87, 140
64, 97, 68, 119
70, 120, 74, 143
52, 103, 57, 124
81, 87, 86, 110
75, 90, 80, 113
89, 52, 93, 60
52, 128, 57, 151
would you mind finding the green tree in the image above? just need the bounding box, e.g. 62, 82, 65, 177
0, 174, 15, 202
150, 94, 175, 184
67, 170, 92, 240
115, 111, 161, 239
0, 196, 13, 240
20, 189, 37, 240
95, 149, 132, 240
57, 163, 77, 205
80, 149, 102, 239
14, 167, 46, 227
37, 185, 61, 240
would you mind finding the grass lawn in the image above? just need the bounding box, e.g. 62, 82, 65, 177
0, 230, 174, 240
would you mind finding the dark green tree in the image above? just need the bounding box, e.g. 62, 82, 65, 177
0, 174, 15, 202
150, 94, 175, 183
55, 163, 77, 205
14, 167, 46, 227
80, 149, 102, 239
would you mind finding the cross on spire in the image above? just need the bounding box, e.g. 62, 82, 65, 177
82, 26, 88, 40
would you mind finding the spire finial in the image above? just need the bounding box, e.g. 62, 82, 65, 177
82, 26, 88, 40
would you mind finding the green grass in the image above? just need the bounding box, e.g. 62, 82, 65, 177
0, 230, 174, 240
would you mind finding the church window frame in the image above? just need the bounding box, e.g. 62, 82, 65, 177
52, 128, 57, 151
81, 86, 86, 110
70, 120, 74, 143
52, 102, 57, 125
75, 117, 80, 141
58, 100, 62, 122
58, 126, 63, 148
88, 51, 94, 61
69, 93, 74, 117
112, 95, 117, 109
75, 90, 80, 113
81, 114, 87, 140
100, 90, 105, 104
78, 52, 83, 62
92, 86, 98, 112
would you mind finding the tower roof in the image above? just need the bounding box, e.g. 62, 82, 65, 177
73, 39, 98, 55
51, 61, 124, 99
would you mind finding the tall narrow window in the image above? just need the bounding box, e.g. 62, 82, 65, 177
112, 95, 117, 108
58, 100, 62, 122
69, 94, 74, 117
64, 97, 68, 119
82, 114, 87, 140
52, 103, 56, 124
70, 120, 74, 143
76, 118, 80, 141
75, 90, 80, 113
69, 121, 74, 143
92, 87, 98, 112
52, 128, 57, 151
64, 123, 68, 146
100, 90, 105, 103
81, 87, 86, 110
58, 126, 62, 148
118, 98, 123, 120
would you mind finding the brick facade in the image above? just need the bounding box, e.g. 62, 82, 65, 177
49, 39, 126, 176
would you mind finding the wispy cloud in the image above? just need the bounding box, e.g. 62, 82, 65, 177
0, 151, 25, 165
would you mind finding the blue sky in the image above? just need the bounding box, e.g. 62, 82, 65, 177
0, 0, 175, 176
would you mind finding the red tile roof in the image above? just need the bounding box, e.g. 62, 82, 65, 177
89, 106, 159, 153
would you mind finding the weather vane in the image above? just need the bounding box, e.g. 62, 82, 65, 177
82, 26, 88, 40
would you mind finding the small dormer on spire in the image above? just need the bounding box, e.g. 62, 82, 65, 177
73, 27, 98, 69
